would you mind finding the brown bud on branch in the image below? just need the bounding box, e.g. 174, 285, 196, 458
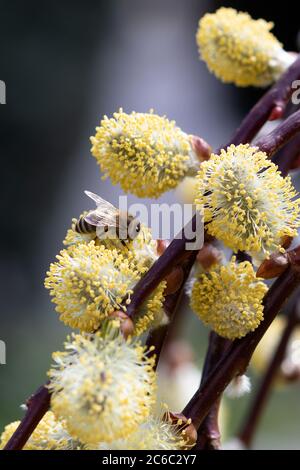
190, 135, 212, 162
257, 245, 300, 279
164, 411, 198, 447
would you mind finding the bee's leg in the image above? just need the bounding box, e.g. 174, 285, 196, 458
121, 240, 129, 250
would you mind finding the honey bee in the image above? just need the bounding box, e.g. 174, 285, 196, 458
73, 191, 141, 246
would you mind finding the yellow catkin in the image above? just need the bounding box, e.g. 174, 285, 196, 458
195, 144, 300, 260
45, 242, 140, 331
0, 412, 77, 450
90, 109, 200, 198
196, 7, 294, 87
191, 257, 267, 339
45, 241, 165, 335
48, 332, 156, 445
91, 407, 192, 450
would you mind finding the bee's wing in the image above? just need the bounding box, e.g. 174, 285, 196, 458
84, 190, 129, 233
84, 190, 116, 211
84, 190, 120, 227
84, 208, 120, 228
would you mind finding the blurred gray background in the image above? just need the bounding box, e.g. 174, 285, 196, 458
0, 0, 300, 449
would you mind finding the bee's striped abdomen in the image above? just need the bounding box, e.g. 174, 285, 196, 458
74, 216, 96, 234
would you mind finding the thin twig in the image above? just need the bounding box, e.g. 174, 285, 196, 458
145, 252, 197, 370
195, 400, 222, 450
238, 303, 300, 448
222, 55, 300, 149
125, 218, 198, 318
272, 133, 300, 176
195, 333, 231, 450
255, 109, 300, 157
3, 384, 50, 451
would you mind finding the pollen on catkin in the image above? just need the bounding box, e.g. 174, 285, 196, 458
48, 331, 156, 445
190, 257, 267, 339
45, 241, 165, 335
195, 144, 300, 259
45, 241, 141, 332
133, 280, 167, 336
0, 412, 78, 450
91, 408, 193, 450
196, 7, 294, 87
90, 109, 201, 198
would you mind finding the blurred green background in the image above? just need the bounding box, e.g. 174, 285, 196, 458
0, 0, 300, 449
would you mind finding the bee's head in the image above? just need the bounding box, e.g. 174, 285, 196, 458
135, 221, 141, 234
128, 218, 141, 240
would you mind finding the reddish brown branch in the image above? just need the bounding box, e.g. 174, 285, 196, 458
238, 303, 300, 448
196, 400, 222, 450
271, 100, 300, 176
145, 251, 197, 370
181, 261, 300, 430
125, 217, 199, 318
222, 55, 300, 149
272, 132, 300, 176
3, 384, 50, 450
256, 109, 300, 157
195, 333, 231, 450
